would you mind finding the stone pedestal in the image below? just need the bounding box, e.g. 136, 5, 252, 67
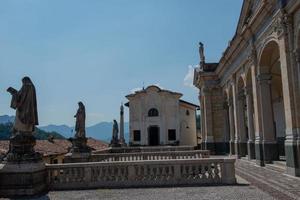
118, 138, 127, 147
64, 137, 92, 163
285, 134, 300, 177
0, 161, 46, 197
6, 133, 42, 162
247, 140, 256, 160
0, 132, 46, 197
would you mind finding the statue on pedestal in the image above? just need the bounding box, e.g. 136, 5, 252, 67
110, 119, 119, 147
199, 42, 205, 69
74, 101, 86, 138
1, 77, 47, 197
69, 102, 91, 154
6, 76, 41, 162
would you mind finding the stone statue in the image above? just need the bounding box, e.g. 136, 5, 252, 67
112, 119, 119, 141
74, 101, 86, 138
199, 42, 205, 64
68, 101, 90, 155
7, 76, 39, 134
6, 77, 41, 162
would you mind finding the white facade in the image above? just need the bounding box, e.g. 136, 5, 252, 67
125, 85, 198, 146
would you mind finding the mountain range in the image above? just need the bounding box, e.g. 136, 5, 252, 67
0, 115, 129, 142
39, 122, 129, 142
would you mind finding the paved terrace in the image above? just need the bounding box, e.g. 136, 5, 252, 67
2, 159, 300, 200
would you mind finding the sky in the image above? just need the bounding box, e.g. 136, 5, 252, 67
0, 0, 243, 126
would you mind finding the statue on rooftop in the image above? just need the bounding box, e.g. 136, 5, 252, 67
74, 101, 86, 138
199, 42, 205, 68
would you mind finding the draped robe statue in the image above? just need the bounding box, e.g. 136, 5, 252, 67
112, 119, 119, 143
74, 102, 86, 138
7, 76, 39, 134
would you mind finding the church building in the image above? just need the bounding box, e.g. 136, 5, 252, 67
125, 85, 198, 146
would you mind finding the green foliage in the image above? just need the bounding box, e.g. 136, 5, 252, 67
0, 122, 65, 140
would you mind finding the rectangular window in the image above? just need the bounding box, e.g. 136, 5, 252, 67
168, 129, 176, 141
133, 130, 141, 141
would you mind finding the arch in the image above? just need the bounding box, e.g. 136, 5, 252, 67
257, 40, 286, 161
258, 39, 280, 73
148, 108, 159, 117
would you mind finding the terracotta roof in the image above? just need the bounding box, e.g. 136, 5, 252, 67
0, 138, 109, 157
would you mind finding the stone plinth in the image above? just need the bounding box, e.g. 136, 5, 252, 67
0, 160, 46, 197
0, 132, 46, 197
6, 133, 42, 162
64, 137, 91, 163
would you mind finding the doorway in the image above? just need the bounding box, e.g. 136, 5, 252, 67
148, 126, 160, 146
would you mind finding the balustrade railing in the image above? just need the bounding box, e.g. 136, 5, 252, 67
94, 146, 195, 154
90, 150, 210, 162
46, 158, 236, 190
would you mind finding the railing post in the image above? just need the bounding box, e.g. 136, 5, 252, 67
84, 166, 92, 184
221, 159, 236, 184
128, 165, 135, 181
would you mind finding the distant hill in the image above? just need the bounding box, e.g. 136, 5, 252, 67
0, 122, 65, 140
86, 122, 129, 142
0, 115, 129, 143
40, 122, 129, 143
39, 124, 73, 138
0, 115, 15, 124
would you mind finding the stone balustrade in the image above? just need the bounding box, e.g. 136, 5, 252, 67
90, 150, 210, 162
94, 146, 195, 154
46, 158, 236, 190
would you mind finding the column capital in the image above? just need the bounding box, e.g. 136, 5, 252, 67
257, 73, 272, 85
273, 12, 292, 39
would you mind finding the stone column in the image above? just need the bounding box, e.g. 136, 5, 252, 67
232, 81, 242, 158
284, 48, 300, 176
202, 87, 215, 153
277, 13, 300, 176
237, 89, 247, 157
257, 73, 279, 163
223, 100, 230, 154
199, 93, 206, 150
228, 97, 235, 155
119, 104, 126, 146
245, 86, 256, 160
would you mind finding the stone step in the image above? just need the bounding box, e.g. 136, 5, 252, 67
273, 161, 286, 167
265, 163, 286, 173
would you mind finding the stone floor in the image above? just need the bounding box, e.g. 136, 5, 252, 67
235, 159, 300, 200
2, 159, 300, 200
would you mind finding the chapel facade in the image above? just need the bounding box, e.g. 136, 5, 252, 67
125, 85, 198, 147
194, 0, 300, 177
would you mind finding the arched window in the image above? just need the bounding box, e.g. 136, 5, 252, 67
148, 108, 159, 117
186, 110, 190, 116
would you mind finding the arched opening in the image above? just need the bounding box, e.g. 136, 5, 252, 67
258, 40, 285, 162
148, 108, 159, 117
237, 77, 248, 157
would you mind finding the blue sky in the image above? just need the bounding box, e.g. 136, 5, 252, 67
0, 0, 243, 126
